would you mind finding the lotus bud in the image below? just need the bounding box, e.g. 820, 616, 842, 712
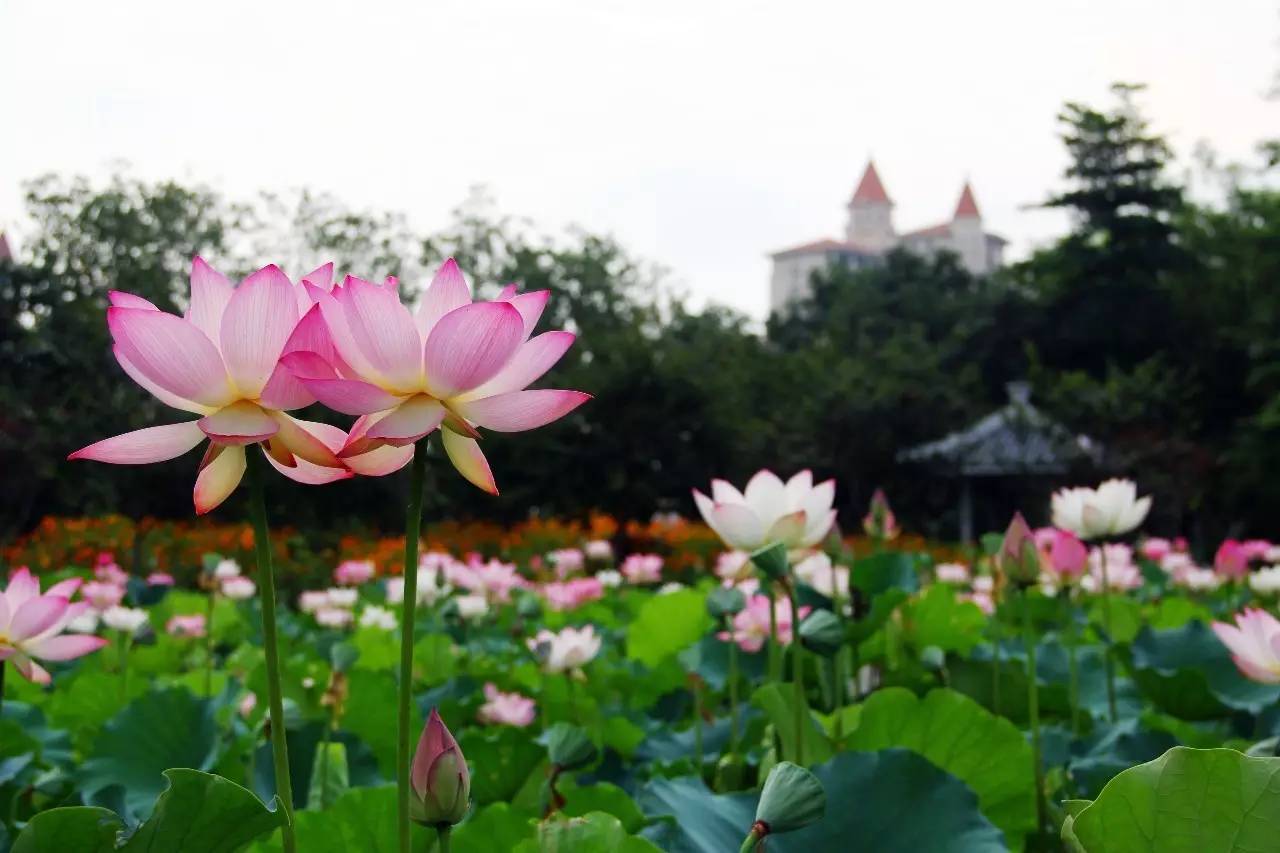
743, 761, 826, 849
543, 722, 598, 771
409, 709, 470, 827
998, 512, 1040, 587
862, 488, 898, 541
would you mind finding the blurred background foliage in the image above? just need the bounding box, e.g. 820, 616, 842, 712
3, 85, 1278, 548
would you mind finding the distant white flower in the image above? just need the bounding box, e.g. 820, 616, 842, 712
527, 625, 602, 674
1051, 479, 1151, 541
221, 576, 256, 600
794, 552, 849, 599
585, 540, 614, 561
454, 594, 489, 622
595, 570, 623, 589
935, 562, 970, 584
315, 606, 353, 629
1250, 566, 1280, 596
1177, 567, 1222, 592
359, 604, 398, 631
213, 559, 242, 580
658, 582, 685, 595
386, 567, 453, 606
101, 606, 149, 635
325, 588, 358, 609
298, 590, 330, 613
67, 609, 101, 634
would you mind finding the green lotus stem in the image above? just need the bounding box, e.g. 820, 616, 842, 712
437, 825, 451, 853
245, 450, 296, 853
1067, 590, 1080, 736
1099, 545, 1118, 722
1, 660, 7, 714
788, 587, 806, 766
204, 587, 216, 697
739, 826, 765, 853
1022, 587, 1046, 833
117, 630, 130, 702
397, 440, 428, 853
767, 590, 781, 682
566, 673, 577, 717
991, 620, 1001, 716
726, 615, 740, 754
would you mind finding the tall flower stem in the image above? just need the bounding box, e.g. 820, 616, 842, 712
739, 825, 765, 853
245, 449, 296, 853
767, 590, 781, 682
397, 440, 429, 853
0, 660, 6, 714
726, 622, 740, 753
204, 589, 216, 697
437, 825, 452, 853
1066, 589, 1080, 735
1021, 586, 1046, 833
991, 619, 1002, 716
788, 586, 806, 766
117, 631, 130, 702
1099, 546, 1118, 722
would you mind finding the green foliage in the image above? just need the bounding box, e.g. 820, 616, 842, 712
306, 741, 350, 811
751, 683, 832, 766
119, 769, 280, 853
248, 785, 433, 853
845, 687, 1037, 849
626, 589, 710, 667
11, 808, 122, 853
1128, 621, 1280, 717
1065, 747, 1280, 852
904, 584, 986, 654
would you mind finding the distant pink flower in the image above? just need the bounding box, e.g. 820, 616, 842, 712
239, 692, 258, 718
1139, 537, 1174, 562
1215, 540, 1250, 579
334, 559, 376, 586
1241, 540, 1273, 561
718, 594, 808, 653
68, 259, 365, 514
298, 590, 331, 613
146, 572, 175, 586
81, 581, 125, 611
1047, 529, 1089, 579
166, 613, 207, 638
621, 554, 664, 585
715, 551, 752, 583
541, 577, 604, 611
1081, 545, 1143, 593
1212, 609, 1280, 683
960, 591, 996, 615
585, 540, 614, 562
221, 576, 256, 600
549, 548, 585, 578
451, 558, 526, 603
477, 683, 536, 727
794, 552, 849, 599
94, 559, 129, 586
282, 258, 590, 495
935, 562, 970, 584
0, 568, 107, 684
315, 606, 354, 629
527, 625, 602, 673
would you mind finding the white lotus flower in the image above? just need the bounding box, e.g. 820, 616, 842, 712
1051, 479, 1151, 541
527, 625, 601, 674
101, 606, 149, 635
692, 470, 836, 553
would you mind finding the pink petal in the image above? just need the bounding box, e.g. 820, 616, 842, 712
220, 265, 300, 396
344, 443, 415, 477
113, 345, 210, 414
257, 362, 315, 411
338, 278, 422, 391
4, 568, 39, 607
265, 445, 353, 486
198, 402, 279, 445
26, 633, 109, 661
10, 596, 69, 641
194, 444, 247, 515
281, 304, 351, 376
366, 396, 447, 442
423, 302, 526, 398
109, 308, 233, 408
460, 331, 576, 399
269, 413, 343, 467
109, 291, 159, 310
451, 389, 590, 432
500, 290, 550, 341
301, 378, 407, 416
70, 421, 206, 465
495, 284, 518, 300
45, 578, 83, 599
416, 258, 472, 340
186, 257, 234, 343
12, 656, 51, 685
301, 262, 334, 290
441, 430, 498, 495
281, 350, 339, 381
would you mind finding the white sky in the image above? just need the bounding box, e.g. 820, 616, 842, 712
2, 0, 1277, 318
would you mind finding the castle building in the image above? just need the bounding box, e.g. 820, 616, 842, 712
768, 161, 1007, 313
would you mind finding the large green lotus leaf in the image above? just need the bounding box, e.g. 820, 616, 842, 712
1, 702, 72, 766
120, 769, 280, 853
343, 669, 420, 777
850, 552, 919, 596
626, 589, 711, 667
681, 635, 767, 692
559, 778, 646, 832
451, 802, 536, 853
46, 669, 148, 753
11, 807, 122, 853
80, 687, 219, 817
750, 683, 833, 766
1067, 747, 1280, 852
1128, 621, 1280, 717
1067, 719, 1178, 799
518, 811, 662, 852
351, 626, 399, 672
904, 584, 986, 654
638, 749, 1005, 852
457, 725, 545, 806
306, 740, 350, 811
845, 687, 1036, 849
247, 785, 432, 853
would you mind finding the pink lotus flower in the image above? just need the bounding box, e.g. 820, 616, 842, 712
1212, 609, 1280, 683
146, 572, 175, 586
221, 576, 257, 600
621, 553, 664, 584
239, 692, 258, 718
315, 606, 354, 629
718, 594, 808, 653
298, 590, 331, 613
959, 591, 996, 615
1241, 540, 1273, 561
1046, 529, 1089, 579
1139, 537, 1175, 562
1215, 540, 1250, 579
282, 258, 590, 495
0, 568, 107, 684
94, 557, 129, 586
477, 683, 536, 727
541, 577, 604, 612
166, 613, 207, 638
548, 548, 586, 578
81, 581, 125, 611
450, 558, 527, 603
693, 470, 836, 553
334, 559, 376, 586
1081, 545, 1143, 593
68, 259, 373, 514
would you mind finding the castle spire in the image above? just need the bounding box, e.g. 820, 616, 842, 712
953, 182, 981, 219
850, 160, 891, 205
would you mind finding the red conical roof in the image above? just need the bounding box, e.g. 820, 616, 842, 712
954, 182, 981, 219
850, 161, 891, 205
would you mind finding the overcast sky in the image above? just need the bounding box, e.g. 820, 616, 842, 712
2, 0, 1277, 317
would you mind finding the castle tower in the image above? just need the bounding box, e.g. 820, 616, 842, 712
844, 161, 896, 251
949, 181, 989, 273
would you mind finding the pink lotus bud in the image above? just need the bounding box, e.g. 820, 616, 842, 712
999, 512, 1038, 584
1048, 529, 1088, 579
862, 489, 898, 540
1215, 540, 1249, 579
410, 709, 471, 827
